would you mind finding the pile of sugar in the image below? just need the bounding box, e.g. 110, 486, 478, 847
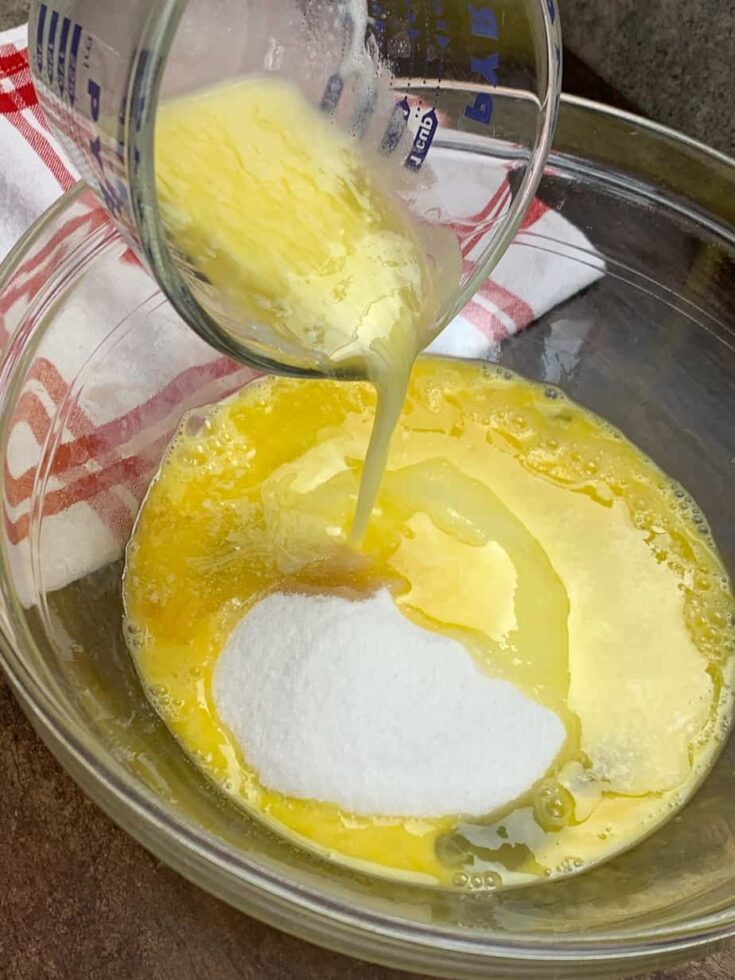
212, 590, 564, 817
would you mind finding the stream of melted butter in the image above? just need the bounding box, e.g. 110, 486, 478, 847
155, 76, 461, 541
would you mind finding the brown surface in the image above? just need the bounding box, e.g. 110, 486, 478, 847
2, 668, 734, 980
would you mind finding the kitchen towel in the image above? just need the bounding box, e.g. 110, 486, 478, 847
0, 24, 605, 599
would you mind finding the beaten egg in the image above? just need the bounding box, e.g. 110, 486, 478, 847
123, 359, 735, 887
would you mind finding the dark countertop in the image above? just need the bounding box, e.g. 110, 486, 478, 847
558, 0, 735, 156
0, 1, 24, 33
2, 4, 735, 980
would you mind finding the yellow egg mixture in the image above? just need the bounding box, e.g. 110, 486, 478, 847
124, 359, 735, 887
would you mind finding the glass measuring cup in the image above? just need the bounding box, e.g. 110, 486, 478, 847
28, 0, 561, 377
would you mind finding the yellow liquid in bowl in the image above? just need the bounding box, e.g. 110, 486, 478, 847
124, 359, 735, 887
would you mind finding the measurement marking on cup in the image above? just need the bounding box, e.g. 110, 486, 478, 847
46, 9, 58, 85
471, 52, 499, 86
464, 3, 500, 127
68, 22, 81, 107
380, 96, 410, 154
405, 107, 438, 170
320, 74, 344, 113
465, 92, 493, 125
35, 5, 83, 107
57, 16, 70, 99
468, 4, 499, 39
82, 34, 92, 70
34, 1, 46, 74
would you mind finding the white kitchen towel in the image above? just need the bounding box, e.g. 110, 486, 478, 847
0, 25, 605, 599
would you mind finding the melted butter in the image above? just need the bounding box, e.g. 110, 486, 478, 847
155, 76, 461, 540
124, 359, 735, 886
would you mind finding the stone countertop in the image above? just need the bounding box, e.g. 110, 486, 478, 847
1, 2, 735, 979
558, 0, 735, 156
0, 0, 25, 33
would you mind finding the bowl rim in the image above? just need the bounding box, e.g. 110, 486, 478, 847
2, 93, 735, 975
562, 94, 735, 171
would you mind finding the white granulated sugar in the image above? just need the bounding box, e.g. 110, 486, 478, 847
213, 589, 564, 817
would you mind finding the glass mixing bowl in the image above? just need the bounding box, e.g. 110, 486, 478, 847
1, 96, 734, 979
